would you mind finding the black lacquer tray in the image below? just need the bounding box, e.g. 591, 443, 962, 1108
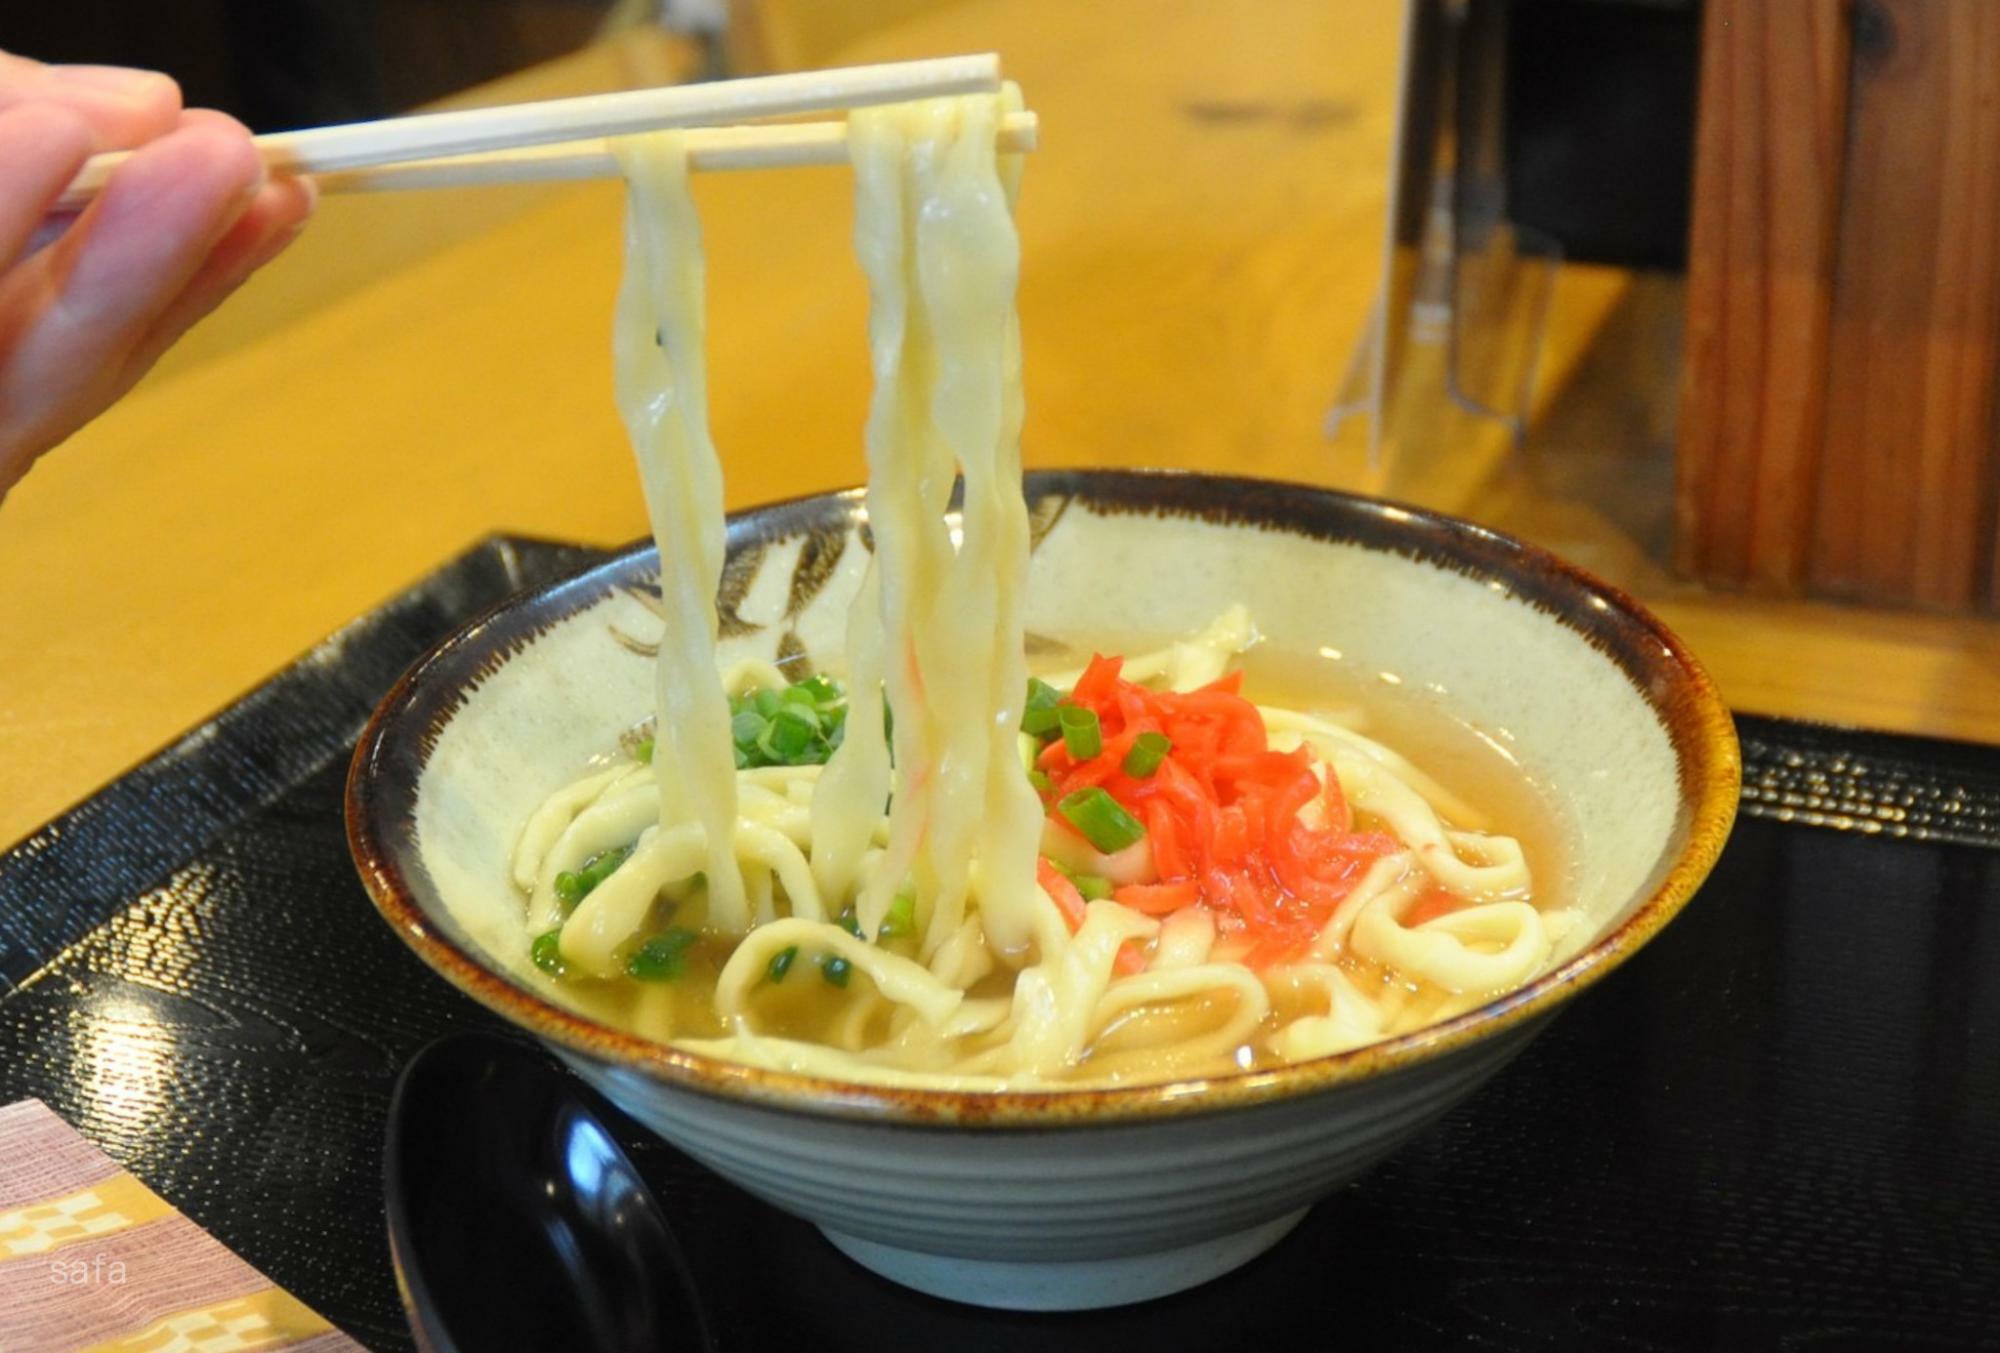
2, 538, 1994, 1352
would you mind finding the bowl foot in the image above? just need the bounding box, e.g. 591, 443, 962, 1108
820, 1207, 1309, 1311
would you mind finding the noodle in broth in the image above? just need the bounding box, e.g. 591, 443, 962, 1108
511, 93, 1581, 1090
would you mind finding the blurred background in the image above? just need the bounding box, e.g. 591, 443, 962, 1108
0, 1, 1698, 270
1, 2, 990, 125
5, 2, 638, 129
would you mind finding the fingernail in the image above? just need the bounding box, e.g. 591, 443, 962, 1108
49, 65, 174, 105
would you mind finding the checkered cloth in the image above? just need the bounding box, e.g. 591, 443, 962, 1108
0, 1100, 363, 1352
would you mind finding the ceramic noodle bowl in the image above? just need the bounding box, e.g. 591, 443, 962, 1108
348, 470, 1738, 1310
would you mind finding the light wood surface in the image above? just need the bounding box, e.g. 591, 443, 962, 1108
4, 0, 2000, 851
148, 29, 704, 381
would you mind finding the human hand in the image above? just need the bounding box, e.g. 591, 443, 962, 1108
0, 51, 316, 501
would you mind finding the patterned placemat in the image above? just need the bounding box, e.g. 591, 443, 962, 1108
0, 1099, 363, 1352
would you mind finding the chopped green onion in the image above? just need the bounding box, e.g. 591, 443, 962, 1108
797, 674, 843, 707
1057, 786, 1146, 852
1048, 858, 1115, 901
1027, 769, 1053, 794
581, 848, 630, 894
878, 889, 917, 940
1021, 678, 1064, 737
531, 929, 567, 978
1059, 705, 1102, 760
765, 708, 817, 760
634, 738, 655, 764
626, 928, 699, 981
1123, 731, 1172, 778
726, 677, 851, 768
1071, 872, 1114, 901
835, 905, 865, 939
766, 945, 799, 984
554, 845, 633, 914
820, 953, 852, 988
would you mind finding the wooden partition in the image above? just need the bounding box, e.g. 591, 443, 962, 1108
1678, 0, 2000, 610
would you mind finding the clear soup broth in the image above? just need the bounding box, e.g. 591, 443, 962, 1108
530, 634, 1579, 1087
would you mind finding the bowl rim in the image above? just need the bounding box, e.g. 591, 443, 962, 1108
347, 469, 1740, 1128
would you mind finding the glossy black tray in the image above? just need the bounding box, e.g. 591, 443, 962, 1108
2, 537, 1994, 1351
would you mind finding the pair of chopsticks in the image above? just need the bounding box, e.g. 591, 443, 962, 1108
56, 53, 1036, 211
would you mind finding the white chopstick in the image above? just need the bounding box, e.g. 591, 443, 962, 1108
303, 112, 1039, 196
56, 53, 1000, 211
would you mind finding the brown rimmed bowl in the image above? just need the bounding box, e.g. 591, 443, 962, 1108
347, 470, 1739, 1310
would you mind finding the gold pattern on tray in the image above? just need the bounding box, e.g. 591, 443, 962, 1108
0, 1172, 172, 1256
79, 1289, 335, 1353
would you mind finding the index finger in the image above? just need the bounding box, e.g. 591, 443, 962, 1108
0, 50, 181, 151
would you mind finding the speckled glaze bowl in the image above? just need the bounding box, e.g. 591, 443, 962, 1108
347, 470, 1738, 1311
